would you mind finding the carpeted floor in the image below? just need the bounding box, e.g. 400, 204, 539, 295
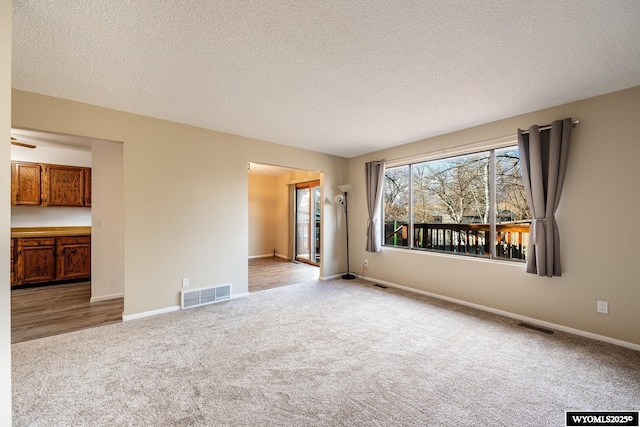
12, 278, 640, 426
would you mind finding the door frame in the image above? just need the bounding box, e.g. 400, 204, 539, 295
294, 180, 321, 266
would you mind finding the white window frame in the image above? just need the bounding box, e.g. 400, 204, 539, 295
382, 137, 529, 262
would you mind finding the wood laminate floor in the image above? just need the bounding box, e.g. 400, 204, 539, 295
249, 257, 319, 292
11, 281, 123, 344
12, 259, 314, 343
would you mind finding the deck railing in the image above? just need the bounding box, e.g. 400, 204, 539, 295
384, 221, 530, 260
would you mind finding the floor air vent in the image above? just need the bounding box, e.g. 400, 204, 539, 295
374, 283, 388, 289
518, 322, 555, 335
181, 284, 231, 309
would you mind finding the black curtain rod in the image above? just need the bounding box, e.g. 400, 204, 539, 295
520, 119, 580, 135
386, 119, 581, 167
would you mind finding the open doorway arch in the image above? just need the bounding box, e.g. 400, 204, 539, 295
9, 127, 124, 342
247, 162, 322, 292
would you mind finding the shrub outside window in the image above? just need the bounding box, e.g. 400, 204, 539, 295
383, 146, 531, 261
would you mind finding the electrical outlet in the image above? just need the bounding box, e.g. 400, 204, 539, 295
597, 300, 608, 314
182, 278, 189, 288
364, 259, 369, 266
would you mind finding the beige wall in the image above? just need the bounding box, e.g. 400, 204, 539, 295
12, 90, 349, 316
348, 86, 640, 346
248, 173, 277, 257
280, 169, 322, 184
91, 140, 125, 301
0, 0, 11, 422
274, 175, 291, 259
11, 206, 91, 227
10, 143, 92, 166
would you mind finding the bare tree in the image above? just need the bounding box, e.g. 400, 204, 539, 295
384, 148, 530, 227
383, 166, 409, 222
496, 149, 530, 222
413, 153, 490, 223
412, 166, 436, 223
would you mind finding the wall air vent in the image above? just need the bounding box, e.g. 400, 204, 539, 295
181, 283, 231, 309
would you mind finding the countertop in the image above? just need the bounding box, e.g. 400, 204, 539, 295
11, 226, 91, 238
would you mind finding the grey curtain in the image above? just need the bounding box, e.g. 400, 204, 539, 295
365, 160, 385, 252
517, 118, 572, 276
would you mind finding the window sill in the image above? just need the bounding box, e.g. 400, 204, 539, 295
381, 245, 527, 267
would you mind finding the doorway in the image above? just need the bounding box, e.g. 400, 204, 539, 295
295, 180, 320, 265
247, 163, 321, 290
10, 128, 124, 343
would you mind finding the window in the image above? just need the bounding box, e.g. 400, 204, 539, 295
383, 145, 531, 261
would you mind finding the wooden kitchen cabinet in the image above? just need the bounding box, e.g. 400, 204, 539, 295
84, 168, 92, 207
42, 164, 85, 207
56, 236, 91, 280
10, 162, 92, 207
11, 231, 91, 287
11, 162, 42, 206
16, 237, 57, 285
10, 239, 16, 286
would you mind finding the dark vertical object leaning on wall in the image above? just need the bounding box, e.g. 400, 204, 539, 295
365, 160, 385, 253
517, 118, 572, 277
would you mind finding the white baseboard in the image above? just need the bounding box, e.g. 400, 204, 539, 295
90, 293, 123, 303
122, 292, 250, 322
249, 253, 290, 260
357, 274, 640, 352
248, 253, 296, 260
123, 305, 180, 321
248, 254, 274, 259
230, 292, 250, 300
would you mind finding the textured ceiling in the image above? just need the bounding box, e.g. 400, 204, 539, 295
12, 1, 640, 158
